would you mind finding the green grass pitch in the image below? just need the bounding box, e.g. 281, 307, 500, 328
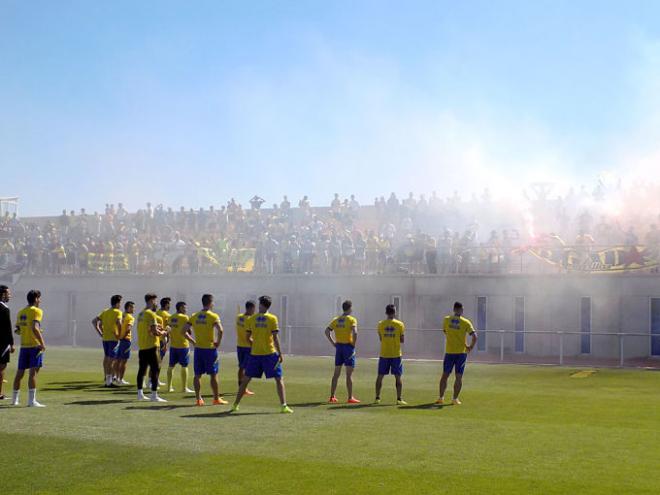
1, 347, 659, 494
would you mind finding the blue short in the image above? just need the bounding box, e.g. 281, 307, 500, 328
117, 339, 131, 360
237, 346, 251, 369
102, 340, 119, 359
169, 347, 190, 367
194, 348, 219, 376
159, 341, 167, 360
378, 357, 403, 376
335, 343, 356, 367
245, 353, 282, 379
18, 347, 43, 370
443, 353, 468, 374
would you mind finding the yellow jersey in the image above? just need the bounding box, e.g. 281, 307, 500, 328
16, 306, 43, 348
248, 313, 279, 356
99, 307, 122, 341
443, 315, 475, 354
137, 309, 160, 350
236, 313, 252, 348
190, 310, 220, 349
169, 313, 190, 348
377, 318, 405, 358
327, 314, 357, 345
156, 309, 171, 329
155, 314, 163, 333
120, 313, 134, 341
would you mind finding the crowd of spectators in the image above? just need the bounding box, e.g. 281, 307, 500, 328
1, 180, 660, 276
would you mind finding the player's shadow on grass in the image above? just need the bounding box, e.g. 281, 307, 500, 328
288, 401, 326, 408
327, 403, 387, 410
49, 380, 96, 385
107, 388, 140, 395
124, 404, 196, 411
398, 403, 445, 410
66, 399, 131, 406
181, 411, 275, 418
43, 381, 105, 392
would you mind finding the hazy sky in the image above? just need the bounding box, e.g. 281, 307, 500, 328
2, 0, 660, 216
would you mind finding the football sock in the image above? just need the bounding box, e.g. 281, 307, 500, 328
166, 368, 174, 390
180, 367, 188, 390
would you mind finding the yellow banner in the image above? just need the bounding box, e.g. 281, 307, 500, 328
527, 245, 659, 272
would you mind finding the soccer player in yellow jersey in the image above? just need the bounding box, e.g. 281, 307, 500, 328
11, 290, 46, 407
231, 295, 292, 414
149, 297, 172, 388
185, 294, 227, 406
235, 300, 256, 397
154, 298, 171, 384
92, 294, 123, 387
324, 300, 360, 404
156, 298, 172, 361
116, 301, 135, 385
375, 304, 406, 405
437, 301, 477, 406
166, 301, 194, 393
136, 293, 167, 402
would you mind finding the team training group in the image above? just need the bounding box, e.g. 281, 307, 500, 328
0, 285, 477, 412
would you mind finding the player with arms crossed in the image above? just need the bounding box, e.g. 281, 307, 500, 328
235, 300, 256, 397
92, 294, 122, 387
166, 301, 194, 393
154, 297, 172, 387
325, 300, 360, 404
116, 300, 135, 385
136, 293, 167, 402
375, 304, 407, 405
231, 295, 292, 414
186, 294, 227, 406
12, 290, 46, 407
436, 301, 477, 405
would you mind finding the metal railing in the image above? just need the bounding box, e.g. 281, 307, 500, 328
280, 326, 660, 369
36, 321, 660, 369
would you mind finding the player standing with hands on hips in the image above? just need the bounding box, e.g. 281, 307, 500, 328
92, 295, 123, 387
325, 300, 360, 404
436, 301, 477, 406
187, 294, 228, 406
375, 304, 406, 405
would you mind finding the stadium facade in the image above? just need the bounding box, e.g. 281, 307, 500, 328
7, 273, 660, 368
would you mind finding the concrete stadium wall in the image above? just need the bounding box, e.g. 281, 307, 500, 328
6, 273, 660, 362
